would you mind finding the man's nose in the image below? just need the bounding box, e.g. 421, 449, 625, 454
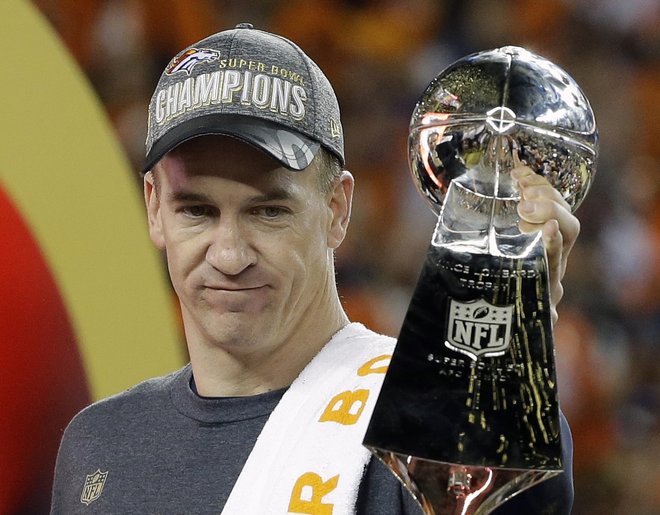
205, 220, 256, 275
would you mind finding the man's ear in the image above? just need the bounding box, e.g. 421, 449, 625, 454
327, 170, 354, 249
144, 171, 165, 250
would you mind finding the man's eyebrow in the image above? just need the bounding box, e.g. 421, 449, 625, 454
167, 190, 214, 204
247, 187, 296, 203
166, 187, 295, 204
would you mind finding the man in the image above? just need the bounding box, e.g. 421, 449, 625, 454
51, 24, 576, 514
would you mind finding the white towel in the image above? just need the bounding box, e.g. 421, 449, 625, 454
222, 323, 394, 515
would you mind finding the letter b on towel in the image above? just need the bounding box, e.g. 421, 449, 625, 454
319, 390, 369, 426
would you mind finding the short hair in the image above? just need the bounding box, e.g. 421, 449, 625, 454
149, 167, 160, 196
315, 147, 343, 194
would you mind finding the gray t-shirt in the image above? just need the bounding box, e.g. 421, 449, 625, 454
51, 364, 573, 514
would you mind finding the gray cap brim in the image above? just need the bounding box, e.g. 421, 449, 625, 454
143, 113, 321, 173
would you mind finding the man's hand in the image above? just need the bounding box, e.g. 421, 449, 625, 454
511, 166, 581, 324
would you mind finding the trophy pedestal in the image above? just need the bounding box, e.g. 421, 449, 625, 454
364, 241, 563, 514
374, 451, 558, 515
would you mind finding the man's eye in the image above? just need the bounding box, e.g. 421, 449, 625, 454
255, 206, 288, 219
182, 205, 210, 218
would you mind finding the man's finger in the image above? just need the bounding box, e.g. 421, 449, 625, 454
542, 218, 567, 283
513, 168, 581, 257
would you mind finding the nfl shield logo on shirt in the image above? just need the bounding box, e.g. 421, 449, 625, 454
445, 298, 514, 360
80, 469, 108, 505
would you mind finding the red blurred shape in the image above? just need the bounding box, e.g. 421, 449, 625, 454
0, 183, 91, 514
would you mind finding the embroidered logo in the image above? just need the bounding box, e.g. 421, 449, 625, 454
80, 469, 108, 506
166, 48, 220, 75
445, 298, 514, 360
330, 117, 342, 139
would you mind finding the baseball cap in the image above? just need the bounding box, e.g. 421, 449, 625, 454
143, 23, 344, 173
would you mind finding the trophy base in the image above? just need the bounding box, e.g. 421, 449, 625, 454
372, 448, 559, 515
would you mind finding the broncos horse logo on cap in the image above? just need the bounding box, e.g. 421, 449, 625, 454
166, 48, 220, 75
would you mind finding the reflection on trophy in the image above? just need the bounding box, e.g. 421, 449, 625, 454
363, 46, 598, 514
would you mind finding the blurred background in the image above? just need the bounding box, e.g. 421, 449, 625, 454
4, 0, 659, 513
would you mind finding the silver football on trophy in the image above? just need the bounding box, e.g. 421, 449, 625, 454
409, 46, 598, 215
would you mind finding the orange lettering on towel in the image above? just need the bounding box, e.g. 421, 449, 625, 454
319, 389, 369, 425
357, 354, 391, 376
288, 472, 339, 514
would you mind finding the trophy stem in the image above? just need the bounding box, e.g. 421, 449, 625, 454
373, 449, 559, 514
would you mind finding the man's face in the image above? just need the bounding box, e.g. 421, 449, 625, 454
145, 136, 351, 356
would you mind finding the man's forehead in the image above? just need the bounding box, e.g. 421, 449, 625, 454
167, 135, 282, 170
152, 135, 326, 201
156, 142, 308, 194
156, 136, 292, 182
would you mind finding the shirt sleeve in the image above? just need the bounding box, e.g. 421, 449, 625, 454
357, 457, 424, 514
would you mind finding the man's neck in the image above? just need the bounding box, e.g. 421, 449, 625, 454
185, 301, 350, 397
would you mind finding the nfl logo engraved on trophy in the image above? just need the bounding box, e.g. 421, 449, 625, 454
80, 469, 108, 506
446, 298, 514, 360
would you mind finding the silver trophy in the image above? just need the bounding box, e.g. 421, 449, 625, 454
364, 46, 597, 513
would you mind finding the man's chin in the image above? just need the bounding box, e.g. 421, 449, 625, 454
203, 315, 267, 350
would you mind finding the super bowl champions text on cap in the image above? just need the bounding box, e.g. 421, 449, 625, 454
155, 49, 308, 126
